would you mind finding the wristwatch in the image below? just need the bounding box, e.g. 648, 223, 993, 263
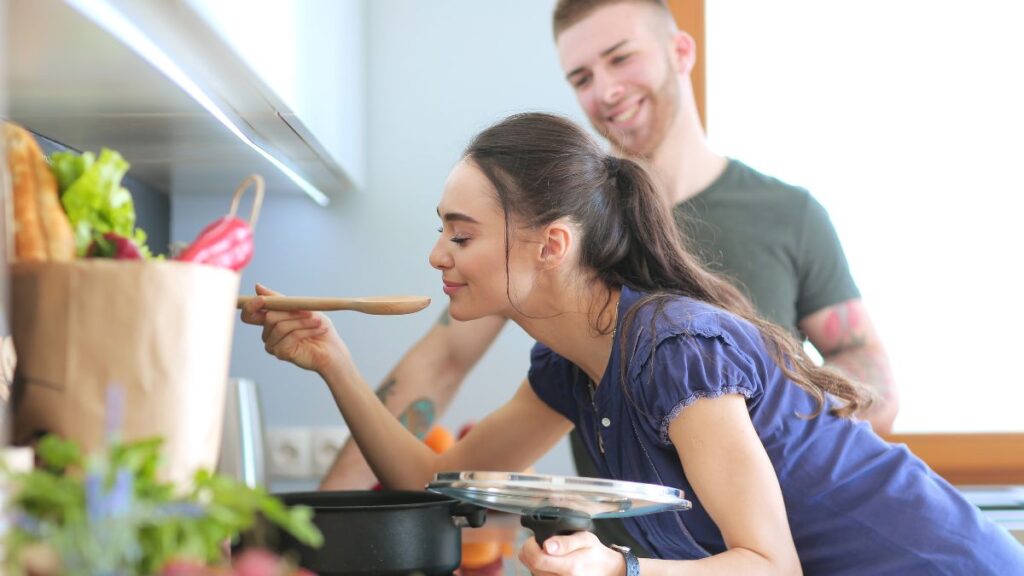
610, 544, 640, 576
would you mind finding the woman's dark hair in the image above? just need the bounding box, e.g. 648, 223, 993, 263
464, 112, 871, 418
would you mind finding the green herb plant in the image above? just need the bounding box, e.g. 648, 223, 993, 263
2, 435, 322, 576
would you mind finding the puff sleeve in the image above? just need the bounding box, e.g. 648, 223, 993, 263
633, 331, 763, 446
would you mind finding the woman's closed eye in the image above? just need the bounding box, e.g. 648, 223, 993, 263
437, 227, 470, 245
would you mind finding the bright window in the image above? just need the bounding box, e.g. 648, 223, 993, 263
706, 1, 1024, 432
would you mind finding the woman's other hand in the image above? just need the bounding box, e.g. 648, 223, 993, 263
518, 531, 626, 576
240, 283, 348, 375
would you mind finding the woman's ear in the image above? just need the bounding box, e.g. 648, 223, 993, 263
538, 220, 573, 270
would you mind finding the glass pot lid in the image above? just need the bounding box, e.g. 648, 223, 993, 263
427, 471, 691, 519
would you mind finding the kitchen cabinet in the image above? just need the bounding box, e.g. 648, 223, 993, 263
884, 432, 1024, 485
3, 0, 364, 205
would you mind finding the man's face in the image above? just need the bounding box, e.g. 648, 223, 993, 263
557, 2, 681, 158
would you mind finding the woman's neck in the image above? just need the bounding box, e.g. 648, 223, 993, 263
514, 286, 620, 384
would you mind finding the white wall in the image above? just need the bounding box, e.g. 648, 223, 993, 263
705, 0, 1024, 432
172, 0, 587, 476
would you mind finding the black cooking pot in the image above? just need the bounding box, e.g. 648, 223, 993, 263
259, 490, 486, 576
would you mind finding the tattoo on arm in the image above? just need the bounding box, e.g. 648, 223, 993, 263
376, 376, 437, 438
437, 306, 451, 326
399, 399, 437, 439
819, 301, 866, 355
815, 302, 896, 409
375, 376, 398, 404
374, 308, 445, 438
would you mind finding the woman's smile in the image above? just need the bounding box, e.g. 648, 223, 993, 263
442, 279, 466, 295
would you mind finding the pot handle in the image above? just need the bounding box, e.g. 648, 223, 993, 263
451, 502, 488, 528
521, 509, 594, 546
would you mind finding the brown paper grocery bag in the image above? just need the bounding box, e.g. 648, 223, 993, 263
9, 259, 239, 485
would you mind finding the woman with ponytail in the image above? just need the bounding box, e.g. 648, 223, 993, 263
243, 113, 1024, 575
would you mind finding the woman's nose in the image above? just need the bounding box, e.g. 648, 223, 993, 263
428, 237, 451, 270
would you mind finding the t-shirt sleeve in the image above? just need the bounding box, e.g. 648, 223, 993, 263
528, 342, 579, 423
796, 194, 861, 320
636, 332, 760, 446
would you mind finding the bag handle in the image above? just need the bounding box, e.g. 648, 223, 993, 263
228, 174, 265, 229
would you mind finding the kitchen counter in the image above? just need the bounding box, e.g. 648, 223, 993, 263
960, 485, 1024, 544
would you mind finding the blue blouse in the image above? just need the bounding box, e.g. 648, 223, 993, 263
528, 286, 1024, 575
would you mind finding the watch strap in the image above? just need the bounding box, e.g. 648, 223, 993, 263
611, 544, 639, 576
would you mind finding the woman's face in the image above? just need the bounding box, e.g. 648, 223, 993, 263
429, 160, 539, 321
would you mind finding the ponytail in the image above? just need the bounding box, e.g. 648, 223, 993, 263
465, 112, 873, 418
610, 154, 871, 417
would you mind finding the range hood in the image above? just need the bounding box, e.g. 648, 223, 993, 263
4, 0, 356, 205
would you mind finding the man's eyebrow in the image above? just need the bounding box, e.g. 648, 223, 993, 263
436, 207, 480, 224
566, 39, 630, 80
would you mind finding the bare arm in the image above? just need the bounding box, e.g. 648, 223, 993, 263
321, 356, 572, 490
319, 307, 507, 489
242, 291, 568, 490
799, 298, 898, 434
519, 394, 802, 575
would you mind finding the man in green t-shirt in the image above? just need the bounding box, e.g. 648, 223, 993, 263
319, 0, 897, 539
551, 0, 895, 553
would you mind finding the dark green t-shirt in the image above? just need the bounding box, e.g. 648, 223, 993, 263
673, 159, 860, 334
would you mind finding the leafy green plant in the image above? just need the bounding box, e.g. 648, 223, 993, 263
3, 435, 322, 576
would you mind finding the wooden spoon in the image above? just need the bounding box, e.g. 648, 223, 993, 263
237, 295, 431, 315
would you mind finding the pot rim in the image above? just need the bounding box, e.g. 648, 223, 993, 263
276, 489, 460, 512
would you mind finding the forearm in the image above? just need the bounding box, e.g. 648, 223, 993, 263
319, 366, 462, 490
318, 354, 441, 491
318, 313, 507, 489
800, 299, 899, 434
638, 549, 800, 576
319, 437, 378, 490
525, 540, 798, 576
825, 344, 898, 433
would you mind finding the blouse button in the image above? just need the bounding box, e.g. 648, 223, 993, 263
601, 417, 612, 428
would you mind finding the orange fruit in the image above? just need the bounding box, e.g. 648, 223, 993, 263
460, 541, 502, 569
423, 425, 455, 454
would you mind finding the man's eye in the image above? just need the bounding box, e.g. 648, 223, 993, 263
573, 75, 591, 89
611, 54, 630, 65
450, 236, 469, 245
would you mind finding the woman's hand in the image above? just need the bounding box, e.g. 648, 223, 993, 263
240, 284, 348, 375
518, 532, 626, 576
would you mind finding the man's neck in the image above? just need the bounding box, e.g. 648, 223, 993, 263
649, 104, 728, 206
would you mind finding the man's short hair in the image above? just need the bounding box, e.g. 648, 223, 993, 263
552, 0, 672, 38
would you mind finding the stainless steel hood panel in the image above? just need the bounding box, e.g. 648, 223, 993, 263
4, 0, 352, 202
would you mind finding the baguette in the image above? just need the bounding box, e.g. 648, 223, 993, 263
27, 129, 75, 260
4, 122, 47, 262
4, 122, 76, 262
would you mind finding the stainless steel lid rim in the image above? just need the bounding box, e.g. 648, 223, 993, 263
427, 471, 691, 519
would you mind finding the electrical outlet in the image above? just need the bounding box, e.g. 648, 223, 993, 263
310, 426, 350, 477
266, 427, 313, 478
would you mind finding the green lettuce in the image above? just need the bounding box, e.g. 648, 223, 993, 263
51, 148, 151, 258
